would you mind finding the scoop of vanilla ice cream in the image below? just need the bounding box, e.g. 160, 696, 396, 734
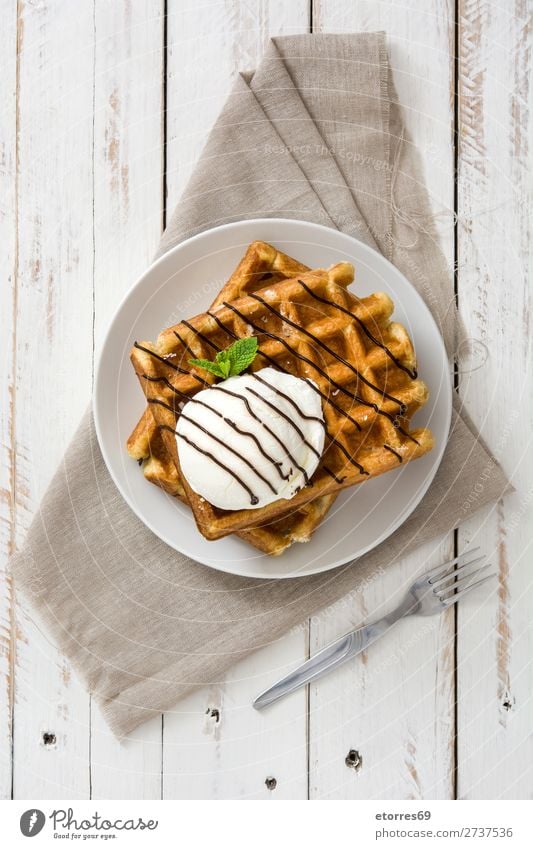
176, 367, 325, 510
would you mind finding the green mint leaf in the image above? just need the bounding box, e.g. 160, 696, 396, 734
227, 337, 258, 376
214, 349, 233, 377
189, 357, 225, 378
218, 358, 232, 378
188, 337, 258, 380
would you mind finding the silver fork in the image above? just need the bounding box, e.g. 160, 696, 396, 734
253, 548, 495, 710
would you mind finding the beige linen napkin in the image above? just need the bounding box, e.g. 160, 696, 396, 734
11, 33, 510, 737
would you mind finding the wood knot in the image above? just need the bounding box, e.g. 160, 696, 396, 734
42, 732, 56, 746
265, 776, 277, 791
502, 695, 515, 712
345, 749, 362, 771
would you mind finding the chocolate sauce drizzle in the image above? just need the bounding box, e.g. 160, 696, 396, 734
251, 372, 325, 426
146, 396, 180, 415
159, 424, 180, 435
142, 375, 290, 482
244, 386, 321, 461
150, 385, 367, 480
141, 372, 188, 395
181, 319, 220, 353
179, 411, 278, 495
383, 444, 403, 463
323, 465, 347, 485
209, 310, 362, 432
221, 301, 418, 444
207, 310, 239, 340
148, 385, 366, 483
150, 386, 364, 480
297, 279, 418, 380
300, 377, 362, 433
210, 384, 310, 483
247, 292, 407, 412
176, 432, 259, 506
134, 342, 209, 387
326, 432, 369, 476
172, 328, 195, 357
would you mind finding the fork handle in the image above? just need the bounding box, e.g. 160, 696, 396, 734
253, 599, 412, 710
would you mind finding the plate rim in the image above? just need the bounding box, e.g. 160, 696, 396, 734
93, 217, 452, 579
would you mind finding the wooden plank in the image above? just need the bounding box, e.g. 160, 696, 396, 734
456, 0, 532, 799
11, 0, 94, 798
162, 636, 310, 800
0, 0, 18, 801
89, 0, 166, 799
308, 547, 456, 798
165, 0, 311, 202
162, 0, 311, 799
309, 0, 457, 799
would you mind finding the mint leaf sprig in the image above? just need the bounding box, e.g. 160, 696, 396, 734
189, 336, 258, 380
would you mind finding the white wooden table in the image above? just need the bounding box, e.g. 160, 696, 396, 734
1, 0, 531, 800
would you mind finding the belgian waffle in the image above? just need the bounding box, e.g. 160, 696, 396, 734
127, 240, 309, 469
127, 241, 337, 555
130, 263, 433, 541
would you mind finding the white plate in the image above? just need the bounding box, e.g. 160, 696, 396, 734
94, 219, 452, 579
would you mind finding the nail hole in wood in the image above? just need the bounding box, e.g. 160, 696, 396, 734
345, 749, 362, 771
265, 776, 277, 791
205, 707, 220, 722
42, 732, 56, 746
502, 696, 514, 711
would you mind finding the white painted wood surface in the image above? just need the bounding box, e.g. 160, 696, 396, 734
0, 0, 530, 800
11, 0, 94, 798
456, 0, 533, 799
0, 0, 18, 803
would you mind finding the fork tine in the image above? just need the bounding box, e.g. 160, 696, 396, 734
436, 565, 491, 597
430, 555, 486, 588
441, 573, 497, 606
424, 547, 482, 583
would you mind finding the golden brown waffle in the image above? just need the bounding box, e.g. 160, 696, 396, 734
127, 241, 336, 555
131, 262, 433, 541
127, 239, 309, 466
